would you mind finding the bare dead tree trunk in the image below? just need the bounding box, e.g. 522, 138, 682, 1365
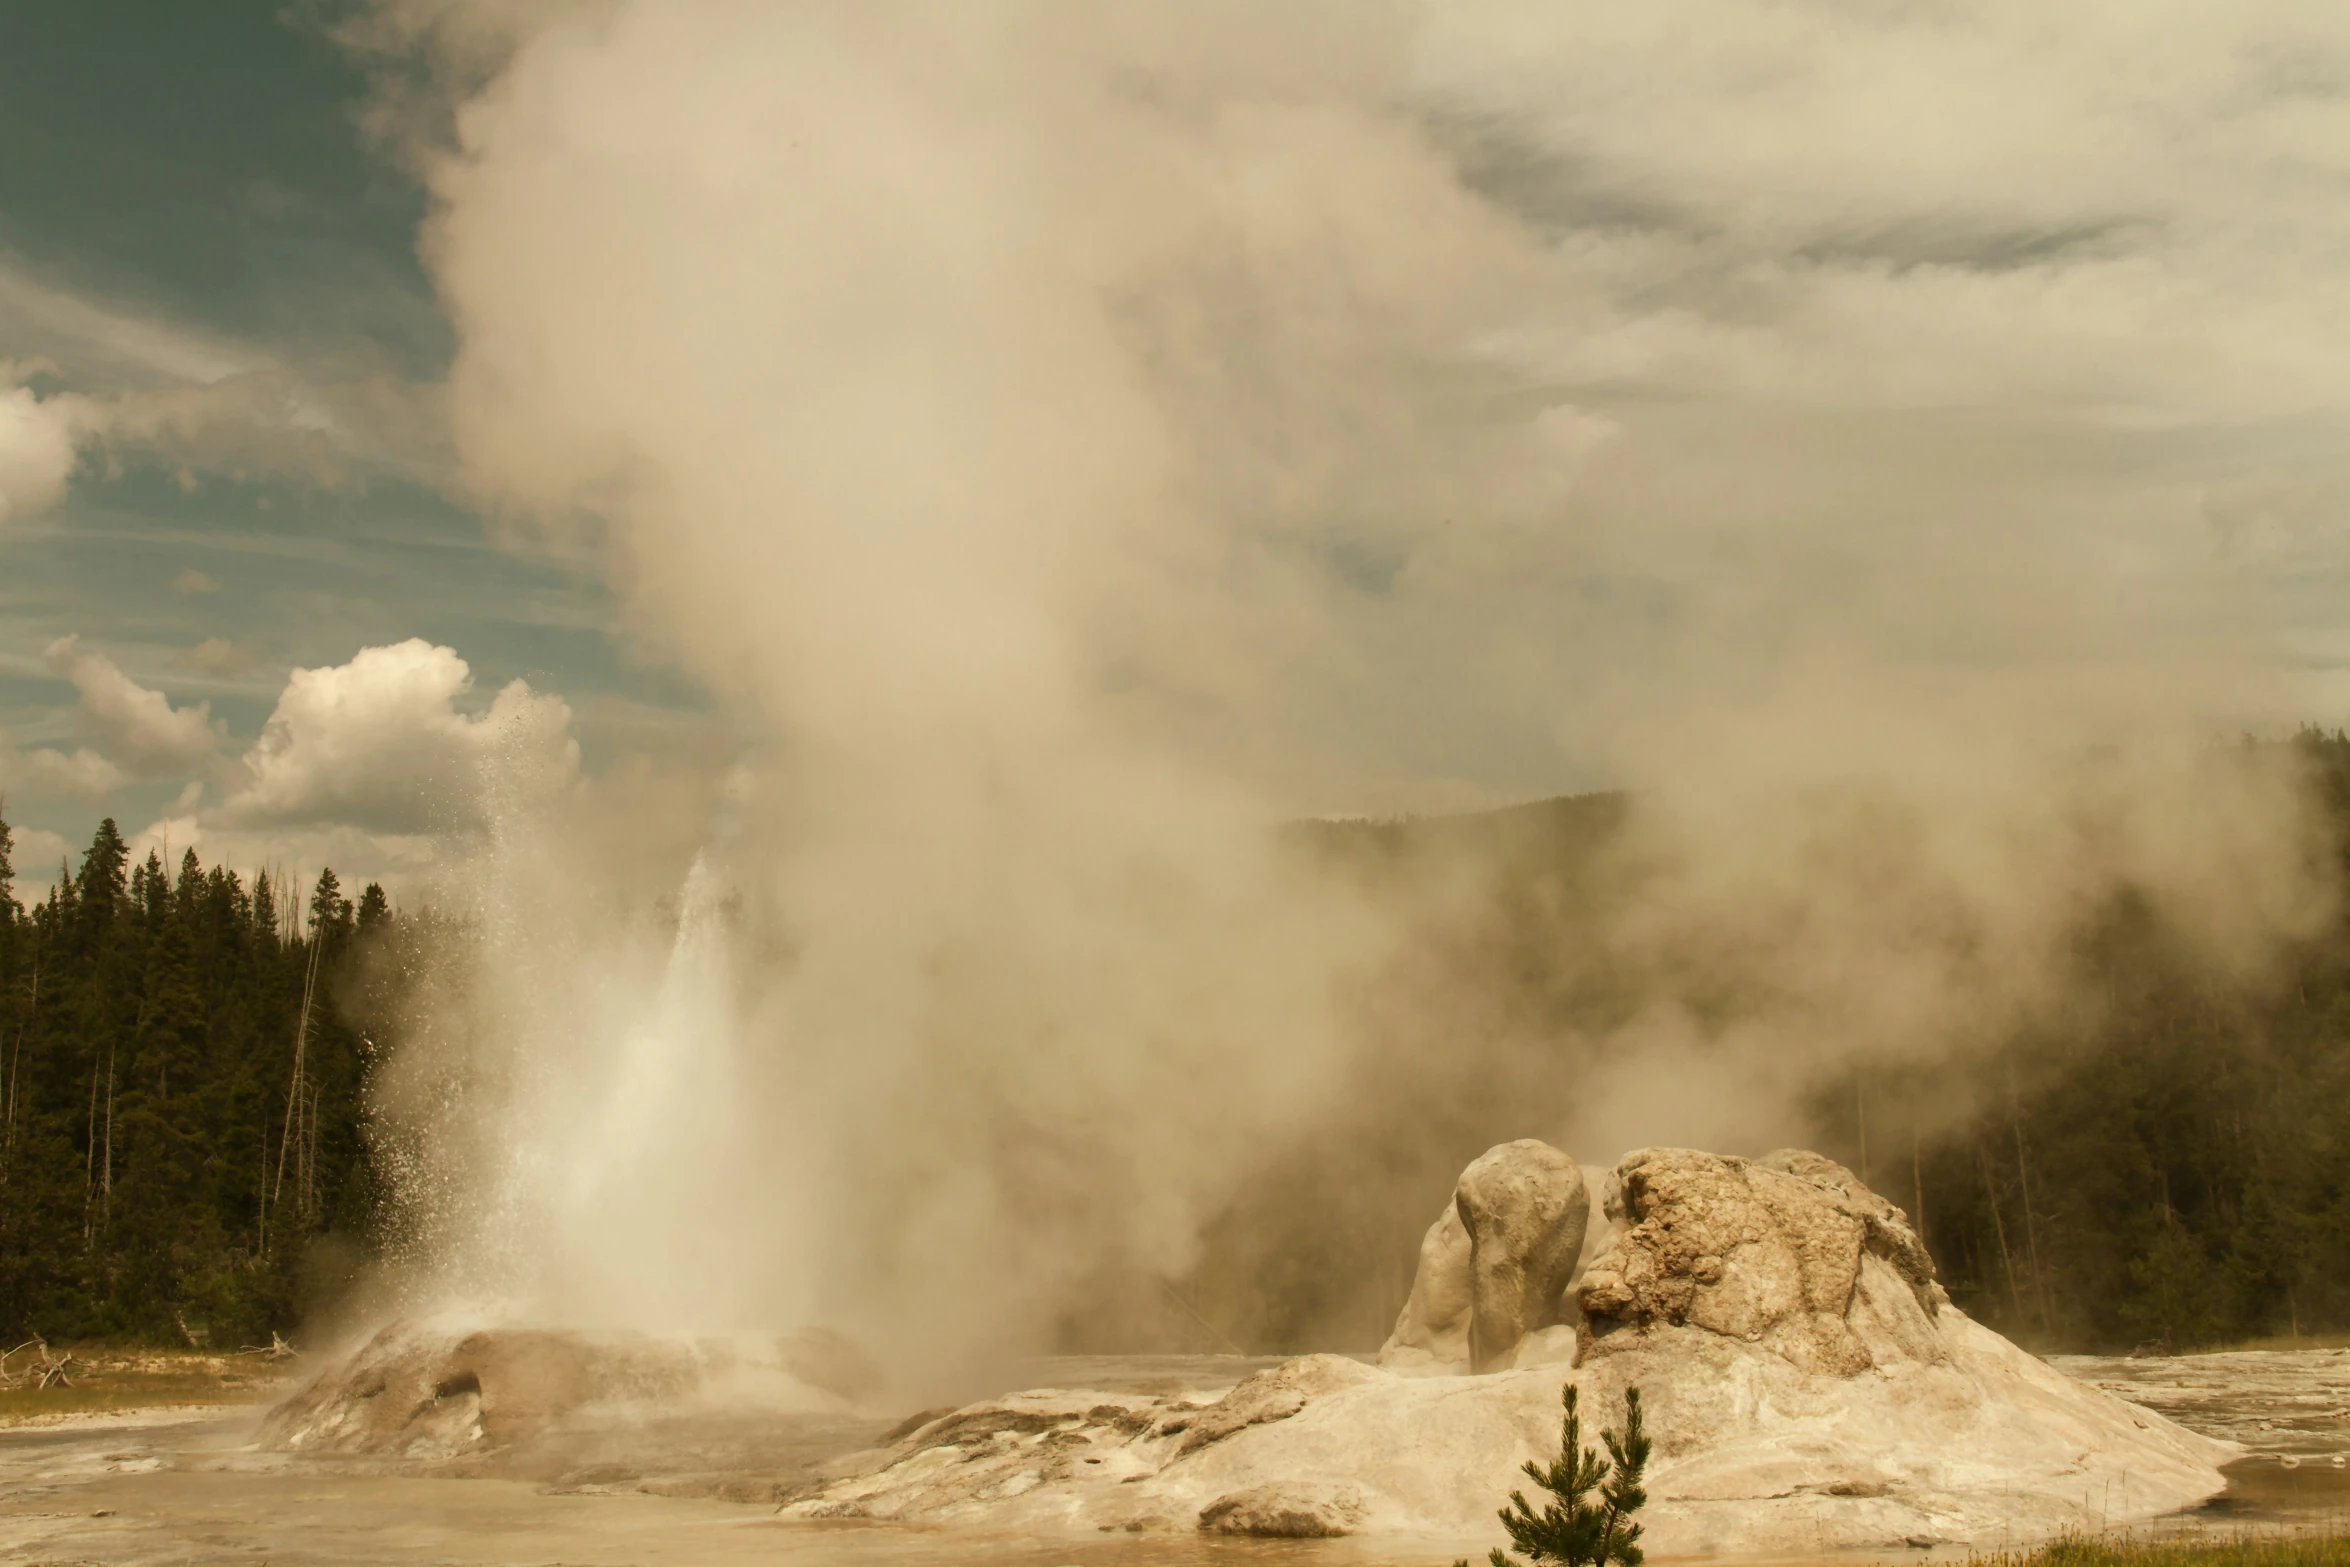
83, 1051, 99, 1240
2, 956, 34, 1184
1856, 1076, 1870, 1186
270, 934, 324, 1240
101, 1034, 113, 1222
1912, 1127, 1926, 1249
303, 1082, 322, 1223
1978, 1139, 2025, 1325
2009, 1081, 2050, 1332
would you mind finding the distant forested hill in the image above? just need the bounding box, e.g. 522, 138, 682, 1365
1157, 730, 2350, 1357
0, 815, 385, 1347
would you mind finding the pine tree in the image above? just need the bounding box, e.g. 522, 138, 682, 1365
308, 868, 351, 942
1459, 1385, 1651, 1567
250, 871, 277, 949
0, 804, 16, 921
76, 819, 127, 929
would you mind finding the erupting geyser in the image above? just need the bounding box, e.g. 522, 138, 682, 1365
273, 1141, 2230, 1550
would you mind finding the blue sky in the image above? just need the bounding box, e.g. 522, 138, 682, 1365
0, 0, 699, 882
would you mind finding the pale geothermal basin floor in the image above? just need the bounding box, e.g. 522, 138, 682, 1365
6, 1352, 2350, 1567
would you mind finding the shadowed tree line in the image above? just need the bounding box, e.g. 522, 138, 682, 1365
1808, 732, 2350, 1352
1165, 730, 2350, 1357
0, 812, 386, 1347
1828, 887, 2350, 1353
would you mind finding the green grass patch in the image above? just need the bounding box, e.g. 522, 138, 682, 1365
0, 1347, 291, 1425
1971, 1535, 2350, 1567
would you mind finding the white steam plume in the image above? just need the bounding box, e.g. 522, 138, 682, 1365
356, 1, 2350, 1364
369, 2, 1497, 1364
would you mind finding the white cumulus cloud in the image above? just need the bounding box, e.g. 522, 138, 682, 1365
216, 639, 577, 833
0, 739, 125, 802
0, 382, 98, 524
43, 635, 221, 776
4, 825, 73, 889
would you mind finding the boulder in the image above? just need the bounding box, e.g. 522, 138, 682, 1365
1577, 1147, 1944, 1376
1199, 1480, 1367, 1537
1376, 1200, 1472, 1372
1381, 1139, 1593, 1373
1458, 1140, 1591, 1371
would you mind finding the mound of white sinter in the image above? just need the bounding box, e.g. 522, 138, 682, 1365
261, 1318, 883, 1480
263, 1144, 2230, 1549
782, 1144, 2233, 1550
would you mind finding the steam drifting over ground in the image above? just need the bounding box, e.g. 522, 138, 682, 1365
337, 1, 2350, 1370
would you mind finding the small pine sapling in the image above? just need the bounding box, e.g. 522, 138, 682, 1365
1457, 1383, 1652, 1567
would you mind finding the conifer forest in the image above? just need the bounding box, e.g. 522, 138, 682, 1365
0, 813, 386, 1348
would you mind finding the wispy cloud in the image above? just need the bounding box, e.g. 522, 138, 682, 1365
0, 257, 257, 385
169, 636, 255, 677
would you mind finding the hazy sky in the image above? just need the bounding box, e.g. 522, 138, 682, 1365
4, 0, 2348, 891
